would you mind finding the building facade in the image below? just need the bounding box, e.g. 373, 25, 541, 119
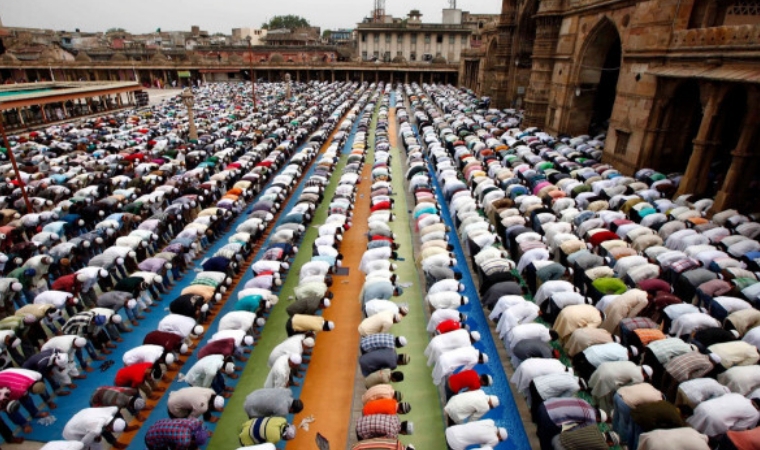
356, 10, 472, 63
465, 0, 760, 213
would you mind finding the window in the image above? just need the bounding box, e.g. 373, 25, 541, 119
411, 34, 418, 44
361, 34, 366, 42
462, 35, 468, 44
373, 51, 379, 59
362, 51, 367, 61
449, 35, 456, 45
397, 51, 403, 56
615, 131, 630, 155
410, 52, 416, 61
397, 34, 404, 44
385, 34, 391, 43
437, 34, 443, 44
424, 33, 431, 43
374, 33, 379, 42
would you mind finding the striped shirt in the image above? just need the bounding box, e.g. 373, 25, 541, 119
360, 334, 396, 354
355, 414, 400, 440
543, 398, 597, 426
533, 373, 581, 401
647, 338, 694, 365
665, 352, 714, 382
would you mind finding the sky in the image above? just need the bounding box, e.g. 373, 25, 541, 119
0, 0, 501, 34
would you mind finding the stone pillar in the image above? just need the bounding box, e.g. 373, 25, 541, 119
405, 72, 409, 84
637, 82, 677, 170
712, 89, 760, 212
677, 83, 729, 196
492, 0, 517, 108
523, 13, 562, 128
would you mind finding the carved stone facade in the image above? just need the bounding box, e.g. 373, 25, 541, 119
467, 0, 760, 213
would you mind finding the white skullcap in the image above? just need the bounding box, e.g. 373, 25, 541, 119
180, 343, 189, 354
326, 321, 335, 331
709, 353, 722, 364
193, 325, 204, 336
397, 336, 408, 347
224, 362, 235, 374
323, 298, 331, 308
133, 397, 146, 411
243, 335, 254, 346
111, 314, 123, 324
730, 329, 741, 339
599, 409, 608, 423
164, 353, 176, 365
76, 273, 88, 283
489, 395, 500, 408
213, 395, 225, 410
642, 365, 654, 379
127, 299, 137, 309
255, 317, 267, 327
24, 314, 36, 324
11, 282, 21, 292
116, 257, 125, 266
112, 418, 126, 433
214, 293, 222, 301
481, 353, 489, 364
462, 296, 470, 305
497, 427, 508, 440
11, 338, 21, 348
201, 304, 209, 313
471, 331, 481, 342
74, 337, 87, 348
303, 337, 315, 348
128, 251, 136, 259
289, 354, 303, 365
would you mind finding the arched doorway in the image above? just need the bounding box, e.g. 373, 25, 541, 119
566, 18, 622, 136
657, 80, 703, 174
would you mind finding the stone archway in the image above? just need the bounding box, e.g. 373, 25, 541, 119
566, 17, 622, 136
705, 84, 748, 197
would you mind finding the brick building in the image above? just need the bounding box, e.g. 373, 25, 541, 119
462, 0, 760, 213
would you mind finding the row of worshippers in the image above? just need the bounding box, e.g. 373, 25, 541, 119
8, 81, 306, 449
416, 82, 760, 450
235, 84, 375, 449
396, 88, 509, 450
37, 81, 360, 450
355, 93, 417, 449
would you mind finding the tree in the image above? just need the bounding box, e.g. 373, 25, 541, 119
106, 27, 126, 34
322, 30, 332, 39
262, 15, 310, 31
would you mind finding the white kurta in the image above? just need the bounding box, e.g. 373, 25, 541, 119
444, 390, 491, 424
62, 406, 118, 447
122, 344, 165, 366
687, 393, 760, 436
264, 354, 292, 389
432, 346, 480, 385
445, 419, 500, 450
267, 335, 306, 367
425, 329, 472, 366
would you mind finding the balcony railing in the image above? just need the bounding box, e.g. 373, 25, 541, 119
671, 24, 760, 49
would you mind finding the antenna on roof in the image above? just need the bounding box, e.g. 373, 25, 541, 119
449, 0, 457, 8
373, 0, 386, 22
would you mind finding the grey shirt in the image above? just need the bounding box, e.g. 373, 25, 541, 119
244, 388, 293, 418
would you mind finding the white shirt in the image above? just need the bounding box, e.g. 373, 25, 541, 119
210, 329, 247, 347
534, 280, 575, 306
511, 358, 570, 396
445, 419, 500, 450
264, 354, 292, 389
489, 295, 525, 322
159, 314, 198, 338
687, 393, 760, 436
268, 335, 306, 367
428, 291, 464, 310
219, 311, 257, 332
33, 291, 73, 308
427, 309, 462, 333
364, 299, 400, 318
433, 346, 480, 385
444, 390, 491, 424
62, 406, 118, 446
496, 302, 540, 338
506, 323, 551, 353
123, 345, 165, 366
429, 279, 464, 295
425, 329, 472, 366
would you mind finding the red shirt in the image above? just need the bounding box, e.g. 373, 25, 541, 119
198, 338, 235, 359
144, 331, 184, 353
447, 370, 481, 394
436, 319, 463, 335
370, 201, 391, 213
114, 362, 153, 388
362, 398, 398, 416
51, 274, 80, 294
